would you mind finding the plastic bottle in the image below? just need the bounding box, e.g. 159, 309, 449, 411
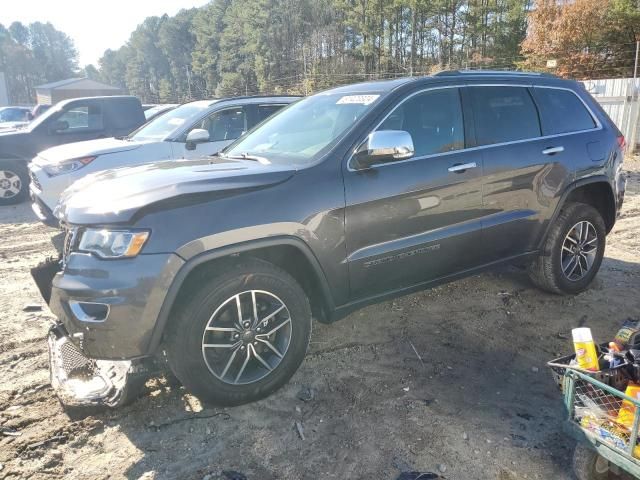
572, 327, 600, 372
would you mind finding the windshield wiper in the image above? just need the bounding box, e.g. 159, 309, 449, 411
226, 152, 271, 165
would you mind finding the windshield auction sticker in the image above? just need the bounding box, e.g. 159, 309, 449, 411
336, 95, 380, 105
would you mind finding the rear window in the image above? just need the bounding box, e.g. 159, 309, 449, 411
468, 86, 541, 146
532, 87, 596, 135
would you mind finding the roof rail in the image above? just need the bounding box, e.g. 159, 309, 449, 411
433, 69, 557, 78
216, 94, 303, 101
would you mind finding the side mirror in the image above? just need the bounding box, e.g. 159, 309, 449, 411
49, 119, 69, 133
185, 128, 210, 150
352, 130, 415, 170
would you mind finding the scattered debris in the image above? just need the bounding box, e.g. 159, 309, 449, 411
531, 366, 539, 373
22, 303, 42, 312
222, 471, 247, 480
297, 386, 316, 402
462, 431, 469, 441
396, 473, 441, 480
438, 464, 447, 473
409, 341, 425, 368
1, 427, 21, 437
402, 387, 410, 392
150, 412, 230, 430
295, 421, 305, 440
516, 412, 533, 421
27, 435, 67, 450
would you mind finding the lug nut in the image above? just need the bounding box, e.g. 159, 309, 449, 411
240, 345, 246, 351
234, 333, 240, 339
256, 327, 261, 332
243, 321, 250, 328
253, 341, 258, 346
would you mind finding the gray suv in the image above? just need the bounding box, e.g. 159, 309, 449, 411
33, 71, 626, 407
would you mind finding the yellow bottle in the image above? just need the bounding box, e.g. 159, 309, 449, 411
572, 327, 599, 371
617, 383, 640, 429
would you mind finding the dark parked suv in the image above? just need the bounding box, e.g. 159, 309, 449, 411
0, 96, 145, 205
34, 71, 626, 407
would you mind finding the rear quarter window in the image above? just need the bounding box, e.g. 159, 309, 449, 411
532, 87, 596, 135
468, 86, 541, 146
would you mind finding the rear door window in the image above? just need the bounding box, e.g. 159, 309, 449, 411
468, 86, 541, 146
256, 104, 286, 123
532, 87, 596, 135
377, 88, 465, 157
56, 104, 104, 132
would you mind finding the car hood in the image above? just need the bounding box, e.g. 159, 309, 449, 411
55, 157, 296, 225
37, 138, 146, 164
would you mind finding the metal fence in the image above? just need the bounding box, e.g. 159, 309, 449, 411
582, 78, 640, 152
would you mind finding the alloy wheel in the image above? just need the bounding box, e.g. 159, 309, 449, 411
561, 220, 598, 282
0, 170, 21, 199
201, 290, 292, 385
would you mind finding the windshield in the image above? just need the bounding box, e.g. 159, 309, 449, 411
131, 103, 207, 141
144, 105, 175, 121
223, 92, 382, 165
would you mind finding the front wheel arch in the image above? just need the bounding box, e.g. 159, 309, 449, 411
147, 237, 335, 355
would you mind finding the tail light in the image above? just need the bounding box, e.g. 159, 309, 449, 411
617, 135, 626, 150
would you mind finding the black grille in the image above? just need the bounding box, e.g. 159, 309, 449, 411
29, 170, 42, 190
59, 340, 95, 377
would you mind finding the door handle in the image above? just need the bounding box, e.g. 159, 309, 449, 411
448, 162, 477, 173
542, 146, 564, 155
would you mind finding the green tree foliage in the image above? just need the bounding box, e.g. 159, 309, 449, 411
521, 0, 640, 78
96, 0, 639, 100
95, 0, 536, 101
0, 21, 78, 104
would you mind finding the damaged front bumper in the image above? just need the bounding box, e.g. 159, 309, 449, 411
48, 323, 145, 407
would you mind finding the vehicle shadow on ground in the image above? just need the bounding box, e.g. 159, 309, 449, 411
0, 202, 39, 225
64, 256, 638, 480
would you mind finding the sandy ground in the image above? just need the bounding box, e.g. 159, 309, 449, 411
0, 158, 639, 480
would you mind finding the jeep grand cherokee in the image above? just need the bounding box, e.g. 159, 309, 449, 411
32, 71, 626, 407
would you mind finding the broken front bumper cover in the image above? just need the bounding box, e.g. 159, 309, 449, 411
48, 323, 141, 407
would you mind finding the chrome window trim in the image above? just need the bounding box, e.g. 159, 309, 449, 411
347, 83, 603, 172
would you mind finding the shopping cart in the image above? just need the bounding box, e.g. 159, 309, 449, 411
549, 352, 640, 479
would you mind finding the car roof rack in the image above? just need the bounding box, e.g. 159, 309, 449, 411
433, 69, 558, 78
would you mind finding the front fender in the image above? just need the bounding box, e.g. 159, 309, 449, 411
146, 235, 334, 354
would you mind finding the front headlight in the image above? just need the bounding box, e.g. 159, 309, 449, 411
43, 156, 96, 177
78, 229, 149, 259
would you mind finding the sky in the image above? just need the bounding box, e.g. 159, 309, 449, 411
1, 0, 211, 67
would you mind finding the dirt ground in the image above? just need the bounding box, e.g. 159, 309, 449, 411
1, 158, 639, 480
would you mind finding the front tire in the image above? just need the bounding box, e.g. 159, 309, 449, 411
165, 258, 312, 406
529, 202, 606, 295
0, 159, 29, 205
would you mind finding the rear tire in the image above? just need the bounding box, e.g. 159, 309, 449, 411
528, 202, 606, 295
572, 444, 609, 480
165, 258, 312, 406
0, 159, 29, 205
